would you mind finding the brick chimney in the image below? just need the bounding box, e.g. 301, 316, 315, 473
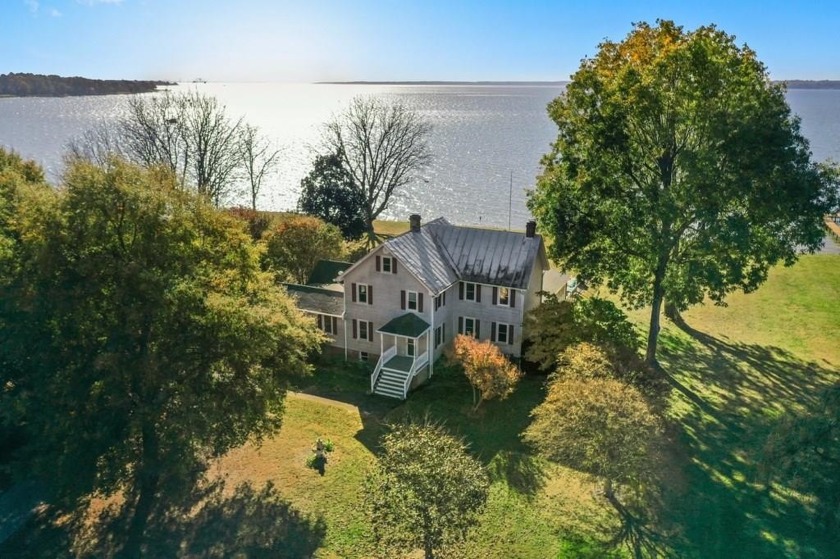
410, 214, 421, 232
525, 220, 536, 238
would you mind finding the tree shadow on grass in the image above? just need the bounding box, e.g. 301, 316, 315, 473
5, 479, 327, 559
656, 320, 840, 558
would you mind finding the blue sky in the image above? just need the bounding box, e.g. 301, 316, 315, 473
3, 0, 840, 82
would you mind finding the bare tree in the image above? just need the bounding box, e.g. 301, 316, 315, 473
239, 123, 281, 210
320, 96, 432, 242
69, 91, 245, 206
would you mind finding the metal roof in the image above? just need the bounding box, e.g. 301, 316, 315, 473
283, 284, 344, 316
385, 217, 545, 292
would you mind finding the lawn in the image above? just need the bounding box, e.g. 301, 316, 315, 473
3, 255, 838, 558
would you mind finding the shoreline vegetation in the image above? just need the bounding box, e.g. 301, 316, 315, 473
319, 79, 840, 89
0, 72, 174, 97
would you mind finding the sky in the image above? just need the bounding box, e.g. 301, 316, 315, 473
3, 0, 840, 82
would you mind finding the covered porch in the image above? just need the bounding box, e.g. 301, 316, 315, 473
371, 313, 431, 399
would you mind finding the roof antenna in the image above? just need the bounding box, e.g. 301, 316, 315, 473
508, 170, 513, 231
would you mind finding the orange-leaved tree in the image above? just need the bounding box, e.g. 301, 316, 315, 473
449, 334, 522, 411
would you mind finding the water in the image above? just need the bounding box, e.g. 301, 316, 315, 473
1, 84, 839, 229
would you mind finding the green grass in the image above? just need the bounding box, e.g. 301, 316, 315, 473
6, 255, 838, 558
619, 254, 840, 558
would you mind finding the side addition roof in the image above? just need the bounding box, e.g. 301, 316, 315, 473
283, 284, 344, 316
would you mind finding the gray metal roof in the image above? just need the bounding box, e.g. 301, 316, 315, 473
385, 217, 544, 292
386, 218, 459, 293
283, 284, 344, 316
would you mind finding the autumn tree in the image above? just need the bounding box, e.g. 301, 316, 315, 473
319, 96, 432, 244
298, 150, 367, 240
524, 294, 639, 372
364, 420, 489, 559
523, 374, 662, 501
239, 123, 281, 211
449, 334, 522, 411
262, 215, 345, 284
0, 158, 322, 557
528, 20, 838, 365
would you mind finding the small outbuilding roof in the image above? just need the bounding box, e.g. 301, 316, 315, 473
307, 260, 352, 287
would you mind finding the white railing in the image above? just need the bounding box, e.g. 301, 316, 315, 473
402, 350, 429, 399
371, 346, 397, 392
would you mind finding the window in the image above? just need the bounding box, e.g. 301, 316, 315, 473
353, 319, 374, 341
493, 322, 515, 345
407, 338, 415, 357
317, 314, 337, 335
352, 283, 373, 305
359, 351, 369, 362
498, 287, 510, 306
459, 317, 479, 337
376, 255, 397, 274
435, 323, 446, 348
434, 292, 446, 310
460, 282, 481, 302
401, 290, 424, 312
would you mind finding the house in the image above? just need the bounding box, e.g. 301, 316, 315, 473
286, 215, 550, 399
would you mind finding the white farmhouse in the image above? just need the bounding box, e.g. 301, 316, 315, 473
285, 215, 550, 399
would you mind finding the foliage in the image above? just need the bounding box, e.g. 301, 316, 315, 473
299, 150, 367, 240
449, 334, 523, 411
239, 123, 281, 211
525, 294, 639, 372
762, 382, 840, 529
523, 375, 662, 499
225, 206, 273, 241
528, 20, 839, 364
0, 158, 322, 556
319, 96, 432, 243
364, 420, 490, 559
261, 215, 345, 284
0, 72, 170, 97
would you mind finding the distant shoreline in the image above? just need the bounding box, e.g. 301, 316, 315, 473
0, 73, 174, 98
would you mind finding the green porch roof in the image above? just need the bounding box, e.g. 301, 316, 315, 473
378, 313, 430, 338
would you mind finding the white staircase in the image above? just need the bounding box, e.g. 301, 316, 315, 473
373, 368, 412, 399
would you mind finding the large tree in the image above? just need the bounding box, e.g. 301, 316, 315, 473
261, 215, 345, 284
319, 96, 432, 243
364, 421, 489, 559
239, 123, 281, 211
0, 158, 322, 557
528, 21, 838, 364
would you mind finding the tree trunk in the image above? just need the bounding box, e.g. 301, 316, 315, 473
664, 300, 684, 327
121, 423, 160, 559
603, 477, 614, 500
645, 263, 667, 366
424, 540, 435, 559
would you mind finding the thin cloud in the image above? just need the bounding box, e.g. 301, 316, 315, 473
49, 7, 61, 16
76, 0, 124, 5
24, 0, 39, 13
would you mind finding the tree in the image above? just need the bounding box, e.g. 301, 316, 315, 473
524, 294, 639, 372
528, 20, 838, 365
298, 150, 367, 240
239, 123, 281, 211
523, 374, 662, 500
449, 334, 522, 411
68, 90, 247, 206
262, 215, 345, 284
0, 158, 322, 557
319, 96, 432, 243
364, 420, 489, 559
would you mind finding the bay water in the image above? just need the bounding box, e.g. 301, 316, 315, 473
1, 83, 839, 230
